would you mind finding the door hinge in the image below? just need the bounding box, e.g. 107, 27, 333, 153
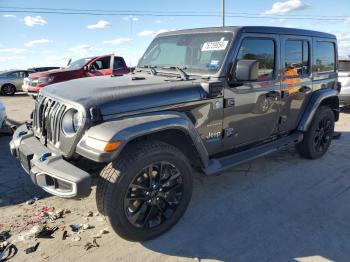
224, 98, 235, 108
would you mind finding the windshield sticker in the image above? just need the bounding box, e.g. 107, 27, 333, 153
201, 38, 228, 52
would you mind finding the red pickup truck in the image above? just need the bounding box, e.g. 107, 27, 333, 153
23, 54, 129, 94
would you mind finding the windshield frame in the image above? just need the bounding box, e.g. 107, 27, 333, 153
64, 57, 92, 71
137, 31, 235, 78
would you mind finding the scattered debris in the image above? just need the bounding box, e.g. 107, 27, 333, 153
91, 233, 102, 239
93, 238, 99, 247
86, 211, 93, 217
26, 197, 39, 205
37, 226, 58, 239
0, 243, 17, 261
25, 242, 40, 254
84, 238, 100, 251
82, 224, 93, 230
0, 230, 11, 242
100, 227, 109, 234
71, 235, 81, 242
69, 224, 81, 232
0, 241, 8, 251
39, 252, 49, 260
62, 231, 68, 240
17, 225, 44, 241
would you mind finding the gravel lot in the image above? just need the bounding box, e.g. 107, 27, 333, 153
0, 93, 350, 262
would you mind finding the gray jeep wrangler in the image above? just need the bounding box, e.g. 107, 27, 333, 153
10, 26, 340, 241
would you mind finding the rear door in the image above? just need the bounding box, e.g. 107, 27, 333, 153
222, 33, 281, 149
279, 35, 313, 132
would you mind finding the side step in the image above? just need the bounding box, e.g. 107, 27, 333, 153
203, 132, 303, 176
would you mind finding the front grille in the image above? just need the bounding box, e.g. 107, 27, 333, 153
33, 95, 66, 146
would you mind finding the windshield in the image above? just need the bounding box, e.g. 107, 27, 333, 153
64, 58, 91, 71
138, 32, 234, 75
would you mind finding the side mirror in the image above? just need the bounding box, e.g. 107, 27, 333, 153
234, 59, 259, 81
83, 66, 88, 71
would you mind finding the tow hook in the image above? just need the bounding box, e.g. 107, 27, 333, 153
17, 131, 27, 138
39, 152, 52, 162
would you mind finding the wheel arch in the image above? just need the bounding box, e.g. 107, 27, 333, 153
76, 112, 210, 168
298, 88, 339, 132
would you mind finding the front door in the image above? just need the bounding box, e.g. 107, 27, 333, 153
223, 34, 281, 149
279, 36, 313, 132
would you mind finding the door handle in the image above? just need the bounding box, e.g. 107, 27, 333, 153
299, 86, 311, 93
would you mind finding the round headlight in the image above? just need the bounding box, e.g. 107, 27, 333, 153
62, 109, 83, 136
73, 111, 83, 132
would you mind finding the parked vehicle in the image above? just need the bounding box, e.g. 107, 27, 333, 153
0, 70, 35, 95
10, 26, 340, 241
23, 54, 129, 94
0, 99, 6, 130
338, 60, 350, 105
27, 67, 60, 72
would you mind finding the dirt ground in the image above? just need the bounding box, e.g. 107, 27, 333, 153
1, 94, 350, 262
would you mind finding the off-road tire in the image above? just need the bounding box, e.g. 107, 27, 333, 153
296, 105, 335, 159
96, 141, 193, 241
1, 84, 16, 96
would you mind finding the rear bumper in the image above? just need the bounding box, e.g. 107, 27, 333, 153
9, 124, 91, 198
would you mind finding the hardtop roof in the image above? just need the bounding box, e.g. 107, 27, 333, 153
158, 26, 336, 39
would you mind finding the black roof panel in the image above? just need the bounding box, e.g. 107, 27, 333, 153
158, 26, 335, 39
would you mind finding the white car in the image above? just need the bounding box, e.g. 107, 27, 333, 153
0, 99, 6, 129
339, 60, 350, 105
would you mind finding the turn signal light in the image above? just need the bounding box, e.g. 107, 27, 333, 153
103, 141, 122, 152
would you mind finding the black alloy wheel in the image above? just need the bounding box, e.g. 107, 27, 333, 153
124, 162, 184, 229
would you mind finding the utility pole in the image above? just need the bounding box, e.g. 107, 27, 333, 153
222, 0, 225, 27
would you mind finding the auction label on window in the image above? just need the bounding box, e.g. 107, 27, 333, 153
202, 38, 228, 51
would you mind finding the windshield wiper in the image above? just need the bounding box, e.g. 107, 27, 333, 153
139, 65, 157, 75
160, 66, 190, 80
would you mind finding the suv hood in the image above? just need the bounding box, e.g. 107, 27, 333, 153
41, 73, 207, 117
29, 69, 67, 78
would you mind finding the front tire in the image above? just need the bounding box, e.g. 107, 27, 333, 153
296, 105, 335, 159
1, 84, 16, 96
96, 141, 193, 241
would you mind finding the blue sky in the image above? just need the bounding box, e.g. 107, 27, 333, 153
0, 0, 349, 70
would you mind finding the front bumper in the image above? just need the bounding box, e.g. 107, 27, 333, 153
9, 124, 91, 198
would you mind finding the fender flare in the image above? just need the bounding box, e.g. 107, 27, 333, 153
76, 111, 210, 167
298, 88, 339, 132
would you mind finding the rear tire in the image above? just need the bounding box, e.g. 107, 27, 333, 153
1, 84, 16, 96
96, 141, 193, 241
296, 106, 335, 159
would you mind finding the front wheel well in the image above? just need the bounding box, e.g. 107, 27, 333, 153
120, 129, 203, 168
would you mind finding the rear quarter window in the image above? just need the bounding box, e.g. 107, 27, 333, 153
314, 41, 336, 73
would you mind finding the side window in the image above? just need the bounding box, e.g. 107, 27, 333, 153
91, 57, 111, 70
236, 38, 275, 81
315, 41, 335, 73
7, 72, 19, 78
114, 57, 125, 70
18, 71, 27, 78
285, 40, 309, 76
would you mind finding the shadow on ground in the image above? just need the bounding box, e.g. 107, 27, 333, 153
0, 136, 48, 207
141, 133, 350, 262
